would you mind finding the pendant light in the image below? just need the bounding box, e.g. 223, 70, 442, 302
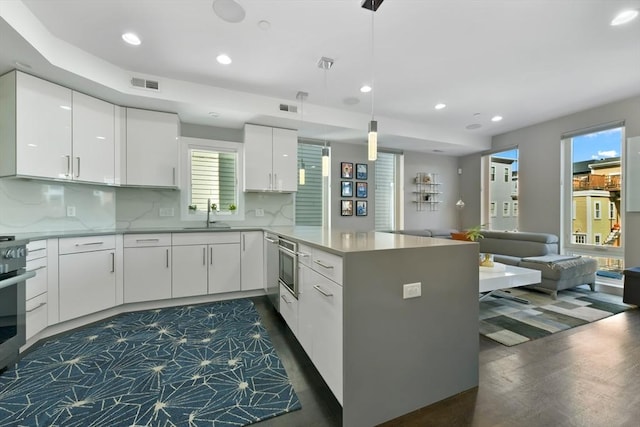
296, 91, 308, 185
366, 0, 378, 161
318, 57, 334, 177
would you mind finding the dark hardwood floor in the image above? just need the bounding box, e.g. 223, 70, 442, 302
253, 296, 640, 427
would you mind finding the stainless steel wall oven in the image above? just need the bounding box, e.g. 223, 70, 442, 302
278, 237, 298, 298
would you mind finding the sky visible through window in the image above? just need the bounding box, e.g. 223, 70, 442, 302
572, 128, 621, 162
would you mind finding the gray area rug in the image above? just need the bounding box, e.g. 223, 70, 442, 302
480, 286, 635, 346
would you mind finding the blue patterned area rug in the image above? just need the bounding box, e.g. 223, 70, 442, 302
0, 298, 301, 426
480, 286, 635, 346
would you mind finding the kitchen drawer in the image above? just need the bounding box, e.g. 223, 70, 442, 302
59, 235, 116, 254
172, 232, 240, 246
26, 293, 47, 340
311, 249, 343, 286
26, 240, 47, 261
26, 256, 47, 300
297, 243, 313, 267
124, 233, 171, 248
279, 283, 298, 337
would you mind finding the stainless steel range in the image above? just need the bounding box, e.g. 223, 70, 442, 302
0, 236, 34, 371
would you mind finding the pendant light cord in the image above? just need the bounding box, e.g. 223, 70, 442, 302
370, 0, 375, 120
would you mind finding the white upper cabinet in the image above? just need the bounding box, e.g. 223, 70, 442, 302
72, 91, 115, 184
0, 71, 72, 180
125, 108, 179, 188
243, 124, 297, 192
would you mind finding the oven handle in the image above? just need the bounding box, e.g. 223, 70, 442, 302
278, 245, 297, 257
0, 271, 36, 291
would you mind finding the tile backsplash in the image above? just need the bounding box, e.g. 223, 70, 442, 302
0, 178, 294, 234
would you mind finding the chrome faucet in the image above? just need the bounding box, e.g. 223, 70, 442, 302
206, 198, 212, 228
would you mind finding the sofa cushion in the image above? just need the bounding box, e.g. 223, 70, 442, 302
479, 238, 558, 258
480, 231, 558, 244
519, 255, 598, 280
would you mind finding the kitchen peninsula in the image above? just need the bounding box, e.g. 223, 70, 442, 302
268, 227, 479, 427
14, 227, 479, 427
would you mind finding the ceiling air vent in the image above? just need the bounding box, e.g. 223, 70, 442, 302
279, 104, 298, 113
131, 77, 160, 91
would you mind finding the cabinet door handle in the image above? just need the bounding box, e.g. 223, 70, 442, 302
166, 249, 169, 268
264, 237, 278, 244
314, 259, 334, 269
313, 284, 333, 297
28, 248, 46, 254
135, 238, 160, 243
280, 294, 292, 304
296, 251, 310, 258
27, 265, 46, 273
242, 234, 246, 251
274, 173, 278, 190
268, 173, 272, 190
26, 302, 47, 313
75, 241, 104, 247
110, 252, 115, 273
210, 247, 213, 265
202, 247, 206, 265
172, 167, 176, 185
65, 155, 71, 177
75, 157, 81, 178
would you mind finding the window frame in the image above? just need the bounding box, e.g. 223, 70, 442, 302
180, 136, 245, 222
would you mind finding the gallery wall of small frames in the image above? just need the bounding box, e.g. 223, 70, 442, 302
340, 162, 368, 217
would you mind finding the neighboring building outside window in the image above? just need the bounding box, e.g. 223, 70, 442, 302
483, 150, 518, 231
609, 202, 615, 219
502, 201, 510, 217
594, 233, 601, 245
574, 234, 587, 244
504, 167, 509, 182
512, 201, 518, 217
490, 166, 495, 181
490, 202, 497, 217
594, 201, 601, 219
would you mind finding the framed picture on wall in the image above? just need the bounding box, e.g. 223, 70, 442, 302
356, 200, 367, 216
356, 163, 368, 180
341, 181, 353, 197
341, 162, 353, 179
356, 182, 367, 198
341, 200, 353, 216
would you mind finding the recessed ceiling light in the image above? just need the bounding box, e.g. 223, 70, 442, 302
208, 112, 220, 117
258, 20, 271, 31
122, 32, 141, 46
360, 85, 372, 93
611, 9, 638, 26
434, 103, 446, 110
216, 54, 232, 65
212, 0, 246, 23
491, 115, 503, 122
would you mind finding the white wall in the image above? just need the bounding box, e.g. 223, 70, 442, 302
462, 95, 640, 267
403, 152, 460, 231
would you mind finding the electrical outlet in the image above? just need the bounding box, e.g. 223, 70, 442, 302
159, 208, 175, 217
66, 206, 76, 217
403, 282, 421, 299
256, 208, 264, 217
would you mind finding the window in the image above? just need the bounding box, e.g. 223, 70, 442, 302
375, 152, 402, 230
609, 202, 615, 219
502, 202, 510, 217
562, 125, 624, 285
482, 148, 518, 231
296, 143, 323, 226
181, 137, 243, 221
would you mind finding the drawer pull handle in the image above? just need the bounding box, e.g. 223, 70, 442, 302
28, 248, 46, 253
264, 237, 278, 244
28, 266, 46, 273
314, 260, 334, 269
26, 302, 46, 313
280, 294, 292, 304
135, 238, 160, 243
75, 241, 103, 247
313, 285, 333, 297
296, 252, 310, 258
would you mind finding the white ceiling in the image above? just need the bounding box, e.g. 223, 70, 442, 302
1, 0, 639, 156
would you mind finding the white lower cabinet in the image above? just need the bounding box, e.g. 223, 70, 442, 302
298, 262, 343, 404
240, 231, 264, 291
58, 236, 117, 322
171, 233, 240, 296
123, 234, 172, 303
25, 240, 48, 339
278, 283, 298, 337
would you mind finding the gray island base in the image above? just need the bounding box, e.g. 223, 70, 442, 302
269, 228, 480, 427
